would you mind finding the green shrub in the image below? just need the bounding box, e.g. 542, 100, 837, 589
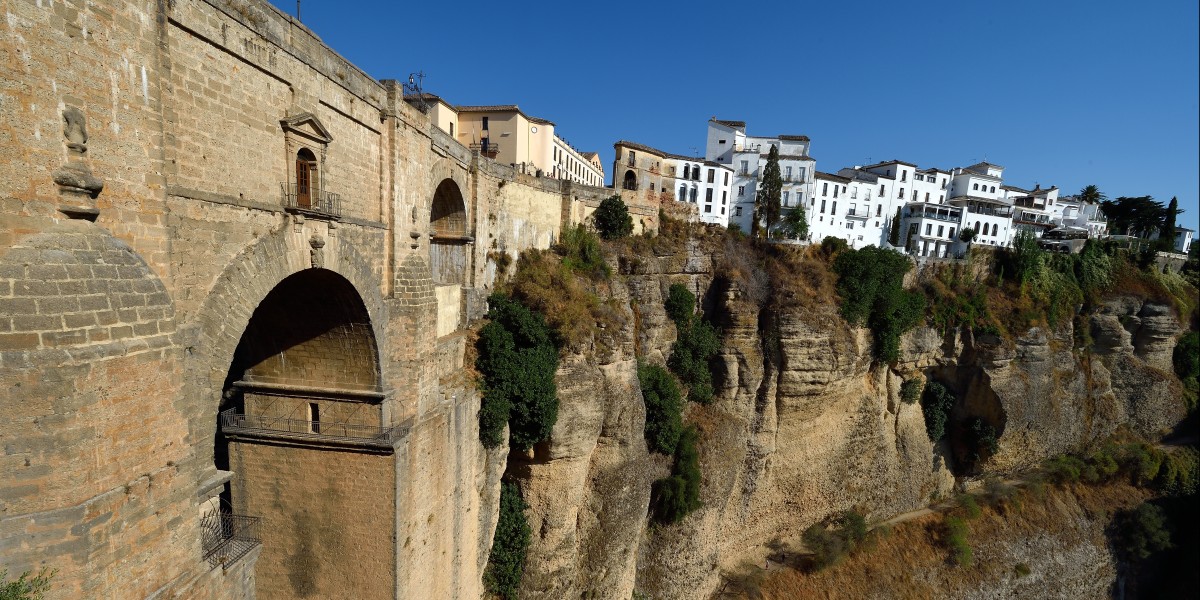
965, 418, 999, 467
900, 378, 922, 405
1086, 445, 1121, 483
668, 319, 721, 405
664, 283, 696, 326
944, 516, 973, 567
1005, 230, 1045, 286
1113, 503, 1172, 561
839, 510, 868, 546
1045, 455, 1086, 484
803, 523, 849, 570
484, 482, 532, 600
594, 195, 633, 240
476, 294, 559, 451
638, 363, 683, 455
1156, 447, 1199, 497
1, 569, 54, 600
558, 224, 609, 279
833, 246, 925, 363
1174, 331, 1199, 385
651, 426, 702, 523
1014, 563, 1031, 577
959, 494, 982, 519
921, 381, 956, 443
1119, 443, 1164, 486
821, 236, 849, 256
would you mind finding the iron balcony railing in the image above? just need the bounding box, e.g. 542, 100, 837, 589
201, 512, 261, 569
470, 140, 500, 156
220, 408, 404, 446
966, 205, 1013, 217
281, 183, 341, 218
906, 208, 962, 223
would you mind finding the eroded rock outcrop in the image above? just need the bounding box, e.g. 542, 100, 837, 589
504, 243, 1186, 600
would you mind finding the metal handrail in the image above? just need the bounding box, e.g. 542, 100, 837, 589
280, 183, 341, 217
201, 512, 261, 569
470, 140, 500, 155
220, 408, 402, 444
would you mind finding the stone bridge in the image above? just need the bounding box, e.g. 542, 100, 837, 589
0, 0, 658, 597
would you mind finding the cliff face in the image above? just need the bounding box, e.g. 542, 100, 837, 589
505, 242, 1186, 600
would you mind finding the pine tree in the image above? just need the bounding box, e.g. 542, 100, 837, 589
888, 207, 902, 246
753, 145, 783, 239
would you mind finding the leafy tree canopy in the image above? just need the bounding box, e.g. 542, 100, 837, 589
594, 195, 634, 240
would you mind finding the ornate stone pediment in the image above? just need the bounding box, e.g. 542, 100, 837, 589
280, 112, 333, 145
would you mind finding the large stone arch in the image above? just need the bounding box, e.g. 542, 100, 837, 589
181, 222, 389, 472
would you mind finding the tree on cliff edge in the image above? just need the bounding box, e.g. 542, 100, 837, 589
753, 145, 783, 239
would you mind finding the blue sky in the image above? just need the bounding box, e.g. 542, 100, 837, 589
270, 0, 1200, 231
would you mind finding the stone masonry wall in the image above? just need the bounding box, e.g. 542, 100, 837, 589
1, 0, 653, 596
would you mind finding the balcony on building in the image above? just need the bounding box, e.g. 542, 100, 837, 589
201, 511, 262, 570
281, 183, 341, 219
905, 203, 962, 223
470, 138, 500, 159
220, 403, 405, 450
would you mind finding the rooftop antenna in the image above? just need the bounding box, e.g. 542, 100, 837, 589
689, 146, 700, 158
296, 0, 301, 22
403, 71, 429, 113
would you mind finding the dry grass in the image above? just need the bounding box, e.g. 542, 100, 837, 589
502, 249, 625, 351
741, 482, 1150, 600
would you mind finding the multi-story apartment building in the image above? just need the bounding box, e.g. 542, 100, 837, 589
613, 141, 735, 226
705, 118, 815, 232
405, 95, 605, 187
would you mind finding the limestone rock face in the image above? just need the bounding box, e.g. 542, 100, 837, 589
502, 246, 1186, 600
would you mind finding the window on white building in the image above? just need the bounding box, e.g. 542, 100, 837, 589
735, 206, 742, 217
925, 223, 932, 235
706, 189, 713, 202
690, 187, 698, 202
832, 201, 837, 215
679, 184, 687, 201
738, 185, 745, 196
704, 204, 712, 213
740, 160, 748, 175
937, 225, 944, 237
973, 183, 979, 191
833, 186, 839, 199
879, 184, 885, 196
785, 166, 792, 180
782, 191, 790, 206
899, 188, 905, 199
707, 169, 715, 183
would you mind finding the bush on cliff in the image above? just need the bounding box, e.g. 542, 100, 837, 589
832, 246, 925, 363
638, 362, 683, 455
1, 569, 54, 600
664, 283, 696, 325
594, 194, 633, 240
484, 482, 531, 600
802, 510, 871, 570
652, 425, 702, 523
921, 381, 956, 443
1112, 502, 1172, 562
664, 284, 722, 405
476, 294, 559, 451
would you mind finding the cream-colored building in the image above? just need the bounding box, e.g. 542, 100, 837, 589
405, 96, 604, 187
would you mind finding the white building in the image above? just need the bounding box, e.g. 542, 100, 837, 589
705, 118, 815, 233
612, 140, 734, 226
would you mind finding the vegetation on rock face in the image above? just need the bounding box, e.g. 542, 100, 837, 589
779, 207, 809, 241
1175, 331, 1199, 411
899, 378, 922, 405
1112, 503, 1172, 561
831, 245, 925, 362
558, 224, 609, 279
920, 381, 955, 443
664, 284, 722, 405
484, 482, 532, 600
594, 195, 633, 240
0, 569, 54, 600
638, 362, 683, 455
651, 425, 702, 523
943, 516, 973, 567
664, 283, 696, 325
801, 510, 873, 571
476, 294, 559, 451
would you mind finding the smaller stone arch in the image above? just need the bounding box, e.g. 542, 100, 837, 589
431, 179, 467, 237
622, 170, 637, 190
